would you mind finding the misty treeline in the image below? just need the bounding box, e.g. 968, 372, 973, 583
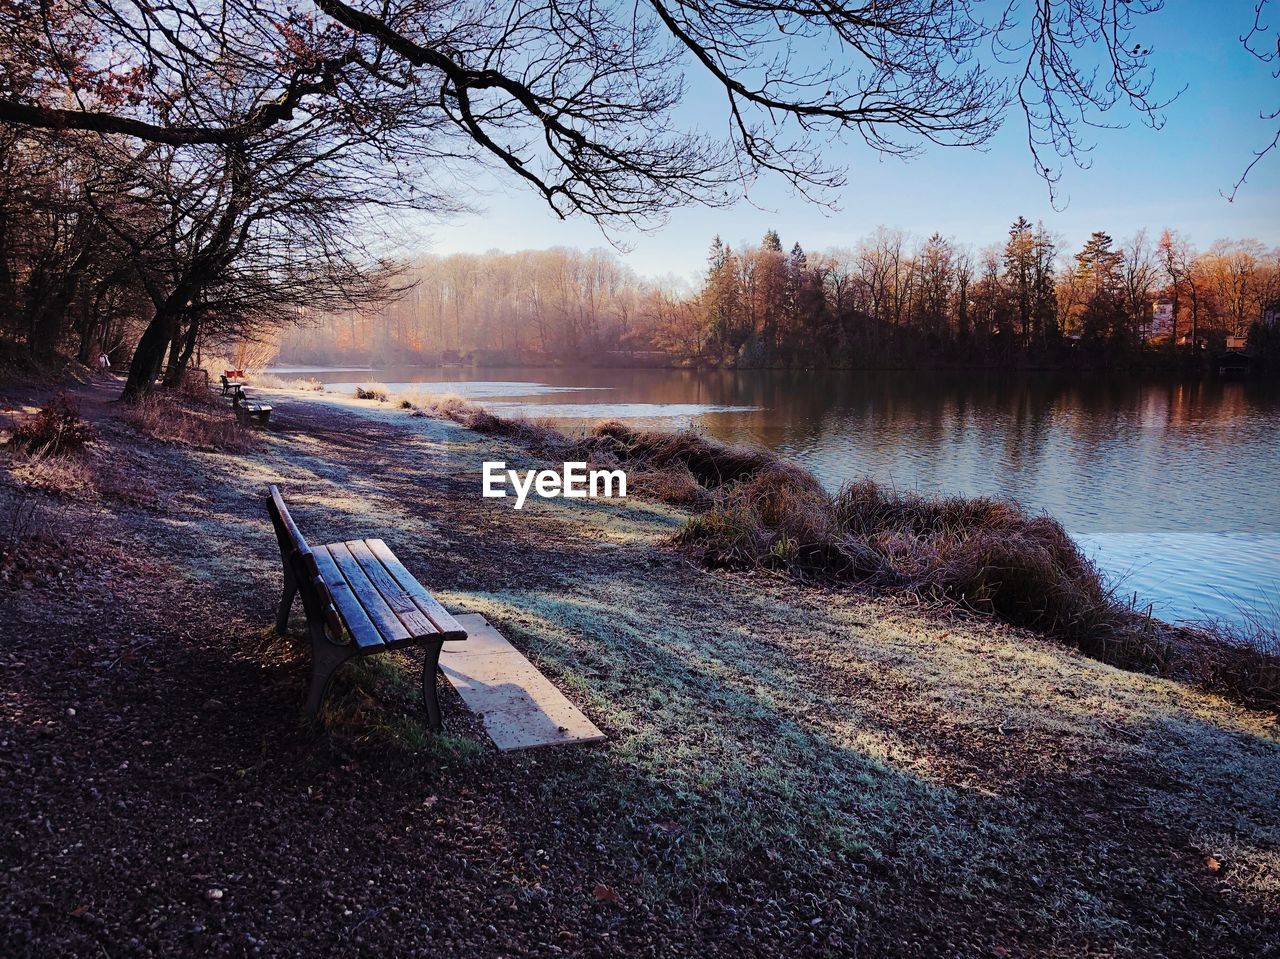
278, 249, 658, 362
280, 225, 1280, 370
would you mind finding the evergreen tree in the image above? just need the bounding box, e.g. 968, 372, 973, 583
703, 236, 741, 350
1074, 231, 1125, 346
754, 229, 787, 352
919, 233, 954, 344
1031, 223, 1059, 346
1004, 216, 1034, 349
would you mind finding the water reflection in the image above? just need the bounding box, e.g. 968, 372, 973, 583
320, 366, 1280, 625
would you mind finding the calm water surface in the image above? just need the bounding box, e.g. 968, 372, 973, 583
315, 367, 1280, 627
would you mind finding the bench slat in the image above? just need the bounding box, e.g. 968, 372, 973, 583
311, 546, 385, 653
343, 539, 440, 644
269, 485, 308, 555
365, 539, 468, 641
325, 542, 413, 646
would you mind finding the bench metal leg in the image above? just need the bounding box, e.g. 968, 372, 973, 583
276, 571, 297, 635
422, 640, 445, 731
305, 636, 355, 723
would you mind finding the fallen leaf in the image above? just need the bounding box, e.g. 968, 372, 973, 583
592, 883, 621, 904
1204, 855, 1222, 873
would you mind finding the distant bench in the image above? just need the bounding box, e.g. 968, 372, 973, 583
267, 484, 468, 725
233, 393, 272, 426
220, 375, 271, 425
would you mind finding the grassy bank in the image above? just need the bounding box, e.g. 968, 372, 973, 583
374, 387, 1280, 711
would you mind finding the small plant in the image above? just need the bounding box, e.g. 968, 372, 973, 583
9, 393, 95, 455
1, 488, 46, 552
355, 384, 389, 402
0, 486, 77, 589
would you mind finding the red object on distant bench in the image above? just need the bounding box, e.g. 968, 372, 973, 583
224, 369, 246, 379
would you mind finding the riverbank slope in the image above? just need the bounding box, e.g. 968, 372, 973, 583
1, 379, 1277, 957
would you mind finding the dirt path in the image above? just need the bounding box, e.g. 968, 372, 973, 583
1, 380, 1277, 957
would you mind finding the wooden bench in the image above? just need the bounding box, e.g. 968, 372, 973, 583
219, 373, 243, 396
266, 484, 468, 725
233, 393, 272, 426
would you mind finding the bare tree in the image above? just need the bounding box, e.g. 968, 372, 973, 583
1120, 230, 1159, 345
84, 91, 448, 396
5, 0, 1249, 220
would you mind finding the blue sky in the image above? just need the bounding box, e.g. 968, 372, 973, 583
421, 4, 1280, 283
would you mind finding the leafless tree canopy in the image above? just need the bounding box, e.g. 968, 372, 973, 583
5, 0, 1272, 220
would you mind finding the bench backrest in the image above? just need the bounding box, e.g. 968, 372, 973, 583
267, 485, 343, 639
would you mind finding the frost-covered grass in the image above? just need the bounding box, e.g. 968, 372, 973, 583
249, 372, 324, 391
119, 392, 258, 451
245, 388, 1280, 937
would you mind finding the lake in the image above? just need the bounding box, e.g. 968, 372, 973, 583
308, 366, 1280, 628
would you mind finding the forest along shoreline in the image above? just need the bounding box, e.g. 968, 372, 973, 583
2, 375, 1279, 955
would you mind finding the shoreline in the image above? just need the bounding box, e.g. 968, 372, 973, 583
322, 380, 1279, 710
1, 378, 1278, 955
264, 365, 1280, 635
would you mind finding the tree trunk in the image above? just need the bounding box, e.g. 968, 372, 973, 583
163, 315, 200, 388
76, 307, 96, 365
161, 320, 186, 386
121, 308, 178, 400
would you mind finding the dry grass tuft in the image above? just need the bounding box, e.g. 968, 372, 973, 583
9, 393, 95, 455
251, 372, 323, 391
628, 465, 716, 509
461, 409, 572, 455
8, 449, 97, 500
1178, 606, 1280, 710
428, 393, 474, 418
578, 420, 776, 488
119, 393, 258, 451
354, 383, 389, 402
680, 469, 1174, 671
399, 391, 573, 456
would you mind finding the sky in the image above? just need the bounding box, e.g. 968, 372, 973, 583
418, 3, 1280, 284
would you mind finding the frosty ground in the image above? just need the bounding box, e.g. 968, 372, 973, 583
1, 379, 1277, 957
